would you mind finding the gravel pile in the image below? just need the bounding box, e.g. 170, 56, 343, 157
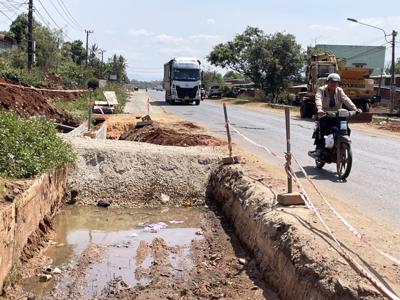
66, 137, 223, 207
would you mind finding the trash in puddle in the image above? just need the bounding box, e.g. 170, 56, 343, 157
169, 220, 184, 224
160, 193, 170, 203
143, 222, 168, 233
128, 233, 139, 238
161, 208, 170, 214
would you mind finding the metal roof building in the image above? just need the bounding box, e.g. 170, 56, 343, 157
315, 44, 386, 76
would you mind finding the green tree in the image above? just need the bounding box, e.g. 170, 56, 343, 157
202, 69, 224, 90
62, 40, 86, 66
107, 54, 129, 83
208, 26, 304, 100
223, 70, 243, 80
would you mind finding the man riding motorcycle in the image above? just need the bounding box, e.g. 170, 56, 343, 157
309, 73, 361, 158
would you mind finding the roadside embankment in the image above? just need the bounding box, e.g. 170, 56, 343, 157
208, 165, 385, 300
0, 167, 68, 291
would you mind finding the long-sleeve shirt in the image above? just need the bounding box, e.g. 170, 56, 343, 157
315, 85, 357, 112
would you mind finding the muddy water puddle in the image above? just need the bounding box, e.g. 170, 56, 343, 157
23, 206, 204, 299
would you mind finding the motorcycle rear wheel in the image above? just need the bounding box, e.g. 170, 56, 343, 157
336, 143, 352, 180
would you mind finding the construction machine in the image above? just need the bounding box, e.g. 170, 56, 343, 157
299, 52, 376, 118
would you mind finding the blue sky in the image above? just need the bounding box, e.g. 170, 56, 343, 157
1, 0, 400, 80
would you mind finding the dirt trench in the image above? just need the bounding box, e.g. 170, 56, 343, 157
3, 119, 392, 300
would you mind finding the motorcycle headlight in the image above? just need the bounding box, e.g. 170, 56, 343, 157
338, 109, 350, 118
340, 121, 348, 130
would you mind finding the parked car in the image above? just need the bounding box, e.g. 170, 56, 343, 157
208, 85, 222, 98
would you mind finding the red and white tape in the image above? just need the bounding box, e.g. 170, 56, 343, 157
286, 165, 400, 300
146, 97, 151, 115
225, 117, 400, 299
229, 123, 285, 160
291, 154, 400, 267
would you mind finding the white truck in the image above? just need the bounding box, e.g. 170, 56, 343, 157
163, 57, 202, 105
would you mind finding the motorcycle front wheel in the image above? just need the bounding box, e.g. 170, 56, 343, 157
336, 142, 352, 180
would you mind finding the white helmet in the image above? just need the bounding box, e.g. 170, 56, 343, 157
327, 73, 341, 82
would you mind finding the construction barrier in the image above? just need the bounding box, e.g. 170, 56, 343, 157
226, 117, 400, 300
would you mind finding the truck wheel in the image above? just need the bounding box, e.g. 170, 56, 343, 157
195, 100, 200, 106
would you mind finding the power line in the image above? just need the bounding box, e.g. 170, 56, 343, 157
36, 0, 61, 30
0, 9, 13, 21
47, 0, 79, 30
56, 0, 83, 30
34, 2, 74, 42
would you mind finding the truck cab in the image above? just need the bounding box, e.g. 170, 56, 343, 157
163, 57, 202, 105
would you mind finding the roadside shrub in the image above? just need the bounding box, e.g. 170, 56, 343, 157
0, 112, 76, 179
87, 77, 99, 90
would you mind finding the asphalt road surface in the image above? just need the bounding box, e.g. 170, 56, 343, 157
148, 90, 400, 229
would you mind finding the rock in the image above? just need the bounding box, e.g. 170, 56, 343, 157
52, 267, 62, 274
97, 199, 112, 208
68, 188, 80, 205
160, 193, 170, 203
4, 194, 14, 202
38, 274, 52, 281
238, 258, 246, 265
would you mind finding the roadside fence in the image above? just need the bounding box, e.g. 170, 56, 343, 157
222, 105, 400, 300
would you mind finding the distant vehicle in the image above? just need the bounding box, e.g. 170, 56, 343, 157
163, 57, 202, 105
134, 87, 139, 91
208, 85, 222, 98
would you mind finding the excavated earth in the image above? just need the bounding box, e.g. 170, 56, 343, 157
0, 79, 80, 126
119, 121, 224, 147
2, 119, 398, 300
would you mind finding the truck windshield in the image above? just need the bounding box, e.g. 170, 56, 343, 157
318, 65, 336, 78
173, 68, 200, 81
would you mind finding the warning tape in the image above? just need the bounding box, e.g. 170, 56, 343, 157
146, 97, 151, 115
226, 119, 400, 299
230, 120, 400, 267
229, 124, 285, 160
285, 166, 400, 300
291, 154, 400, 267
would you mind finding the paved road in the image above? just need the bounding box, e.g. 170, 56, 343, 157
149, 90, 400, 228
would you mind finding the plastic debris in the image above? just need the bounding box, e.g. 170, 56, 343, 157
169, 220, 184, 224
128, 233, 139, 238
144, 222, 168, 233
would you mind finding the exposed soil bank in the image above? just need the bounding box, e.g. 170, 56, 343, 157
66, 137, 223, 208
0, 167, 68, 292
208, 165, 385, 300
119, 121, 224, 147
0, 80, 80, 126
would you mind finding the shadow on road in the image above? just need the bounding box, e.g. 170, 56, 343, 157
151, 100, 199, 107
296, 166, 346, 183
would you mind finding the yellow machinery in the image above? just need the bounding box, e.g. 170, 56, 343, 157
300, 52, 375, 118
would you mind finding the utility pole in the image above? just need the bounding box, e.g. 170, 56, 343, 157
85, 30, 93, 67
27, 0, 33, 71
99, 49, 106, 78
390, 30, 398, 114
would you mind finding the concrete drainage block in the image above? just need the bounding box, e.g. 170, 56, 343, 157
277, 193, 305, 206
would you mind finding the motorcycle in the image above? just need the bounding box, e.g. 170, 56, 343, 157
308, 109, 357, 180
